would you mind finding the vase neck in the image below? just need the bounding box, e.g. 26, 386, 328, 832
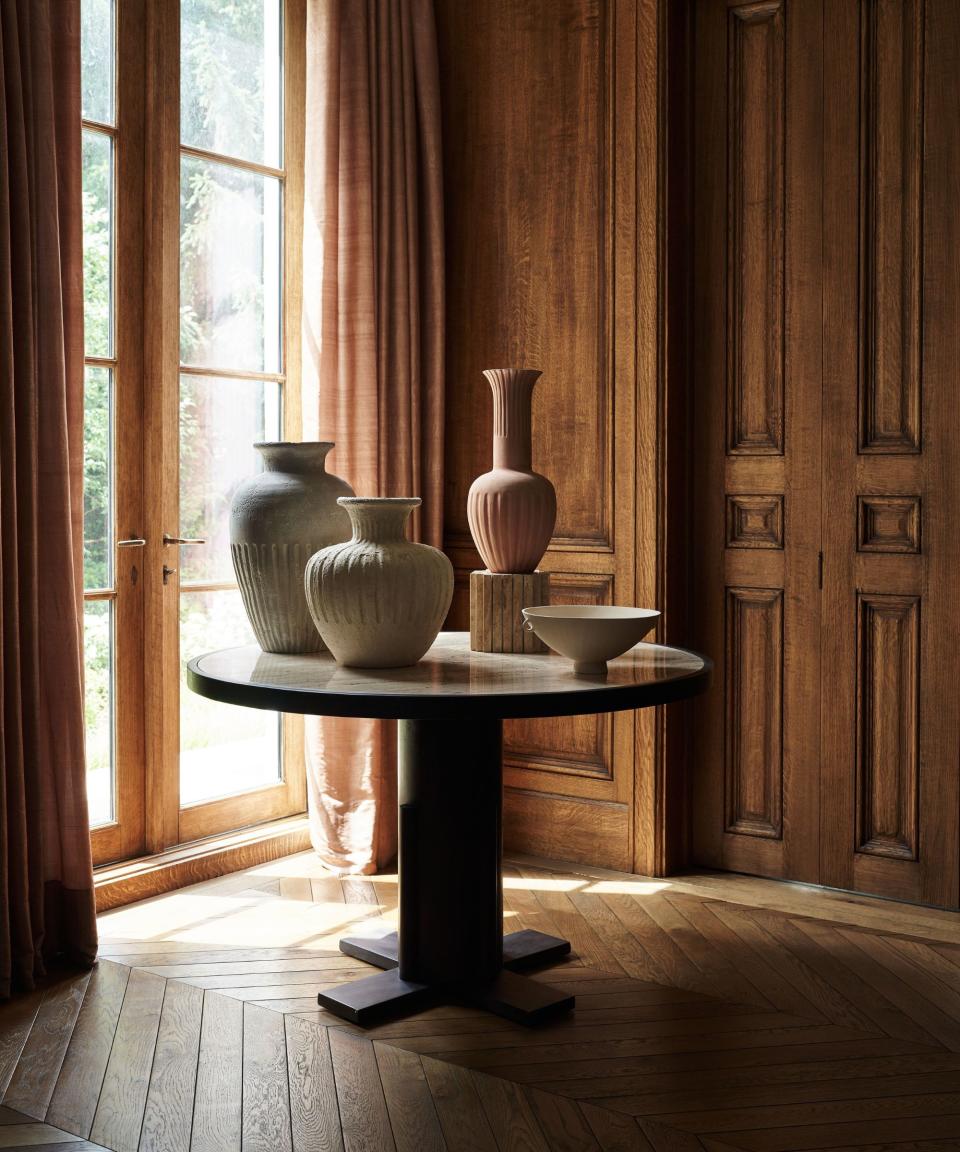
341, 497, 420, 543
484, 368, 541, 471
256, 441, 334, 474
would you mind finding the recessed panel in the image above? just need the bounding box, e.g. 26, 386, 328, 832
726, 1, 785, 455
857, 495, 921, 553
725, 587, 783, 837
726, 494, 784, 549
856, 594, 920, 859
858, 0, 923, 453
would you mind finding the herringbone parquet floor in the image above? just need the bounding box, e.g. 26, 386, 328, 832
4, 853, 960, 1151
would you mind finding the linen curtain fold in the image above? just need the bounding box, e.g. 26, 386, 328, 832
303, 0, 445, 873
0, 0, 97, 996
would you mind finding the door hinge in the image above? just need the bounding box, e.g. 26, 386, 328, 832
818, 551, 824, 589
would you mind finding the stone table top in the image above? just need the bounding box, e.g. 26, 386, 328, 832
187, 632, 712, 720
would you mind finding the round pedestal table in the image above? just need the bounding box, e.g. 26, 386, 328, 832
187, 632, 711, 1027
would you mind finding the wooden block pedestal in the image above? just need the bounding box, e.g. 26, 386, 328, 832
470, 570, 550, 653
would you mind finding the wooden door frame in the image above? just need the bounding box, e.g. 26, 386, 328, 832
634, 0, 695, 877
141, 0, 307, 856
88, 0, 147, 867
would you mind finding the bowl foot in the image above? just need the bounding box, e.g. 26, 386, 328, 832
573, 660, 608, 676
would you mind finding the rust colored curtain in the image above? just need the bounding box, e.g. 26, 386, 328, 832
303, 0, 444, 873
0, 0, 97, 996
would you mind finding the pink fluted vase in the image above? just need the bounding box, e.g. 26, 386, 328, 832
467, 368, 557, 573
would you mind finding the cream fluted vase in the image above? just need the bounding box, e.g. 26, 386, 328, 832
304, 497, 454, 668
467, 368, 557, 573
230, 442, 354, 654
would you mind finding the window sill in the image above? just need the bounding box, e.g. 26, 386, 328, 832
94, 814, 311, 912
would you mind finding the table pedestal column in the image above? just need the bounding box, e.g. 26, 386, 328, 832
320, 717, 574, 1026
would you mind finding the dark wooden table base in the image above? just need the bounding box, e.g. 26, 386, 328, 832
321, 928, 574, 1026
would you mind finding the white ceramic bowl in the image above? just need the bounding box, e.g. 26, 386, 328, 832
521, 605, 661, 675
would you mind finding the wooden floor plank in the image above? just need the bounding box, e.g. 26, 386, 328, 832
599, 1068, 960, 1118
851, 931, 960, 1029
536, 1047, 960, 1102
660, 1091, 960, 1134
89, 969, 165, 1152
515, 866, 624, 975
390, 1009, 828, 1059
657, 896, 774, 1011
419, 1058, 499, 1152
373, 1042, 446, 1152
522, 1086, 602, 1151
565, 891, 682, 988
0, 1109, 32, 1126
328, 1027, 396, 1152
138, 955, 357, 980
0, 1122, 84, 1147
431, 1024, 879, 1071
798, 919, 960, 1049
632, 894, 749, 1006
46, 961, 130, 1139
0, 994, 43, 1101
4, 975, 90, 1119
284, 1014, 343, 1152
719, 1113, 960, 1151
599, 896, 708, 992
578, 1102, 655, 1152
139, 979, 203, 1152
637, 1118, 707, 1152
692, 905, 823, 1022
471, 1070, 551, 1152
705, 907, 857, 1030
190, 992, 242, 1152
340, 879, 379, 908
241, 1003, 292, 1152
0, 1143, 110, 1152
744, 909, 935, 1043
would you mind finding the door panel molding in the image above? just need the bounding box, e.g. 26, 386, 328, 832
858, 0, 924, 455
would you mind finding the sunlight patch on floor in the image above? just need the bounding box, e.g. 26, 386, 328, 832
502, 876, 586, 892
582, 879, 671, 895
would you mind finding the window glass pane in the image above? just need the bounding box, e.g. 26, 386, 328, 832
180, 156, 281, 372
181, 0, 282, 168
180, 589, 281, 806
84, 599, 114, 826
81, 0, 115, 125
82, 129, 114, 358
179, 374, 281, 584
84, 366, 113, 590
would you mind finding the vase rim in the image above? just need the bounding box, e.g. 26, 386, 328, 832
338, 496, 421, 508
482, 367, 542, 375
254, 440, 335, 450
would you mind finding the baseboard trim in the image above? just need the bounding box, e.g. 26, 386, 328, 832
94, 815, 312, 912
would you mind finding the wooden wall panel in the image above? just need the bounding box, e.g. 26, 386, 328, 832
439, 0, 610, 552
858, 0, 924, 454
692, 0, 822, 885
505, 574, 613, 784
726, 0, 785, 456
724, 588, 783, 839
819, 0, 957, 908
856, 594, 920, 861
436, 0, 649, 870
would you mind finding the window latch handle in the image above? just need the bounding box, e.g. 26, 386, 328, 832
163, 534, 206, 546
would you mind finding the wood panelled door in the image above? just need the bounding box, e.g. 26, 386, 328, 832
691, 0, 960, 907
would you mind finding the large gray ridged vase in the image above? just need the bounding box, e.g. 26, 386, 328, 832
230, 442, 354, 653
304, 497, 454, 668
